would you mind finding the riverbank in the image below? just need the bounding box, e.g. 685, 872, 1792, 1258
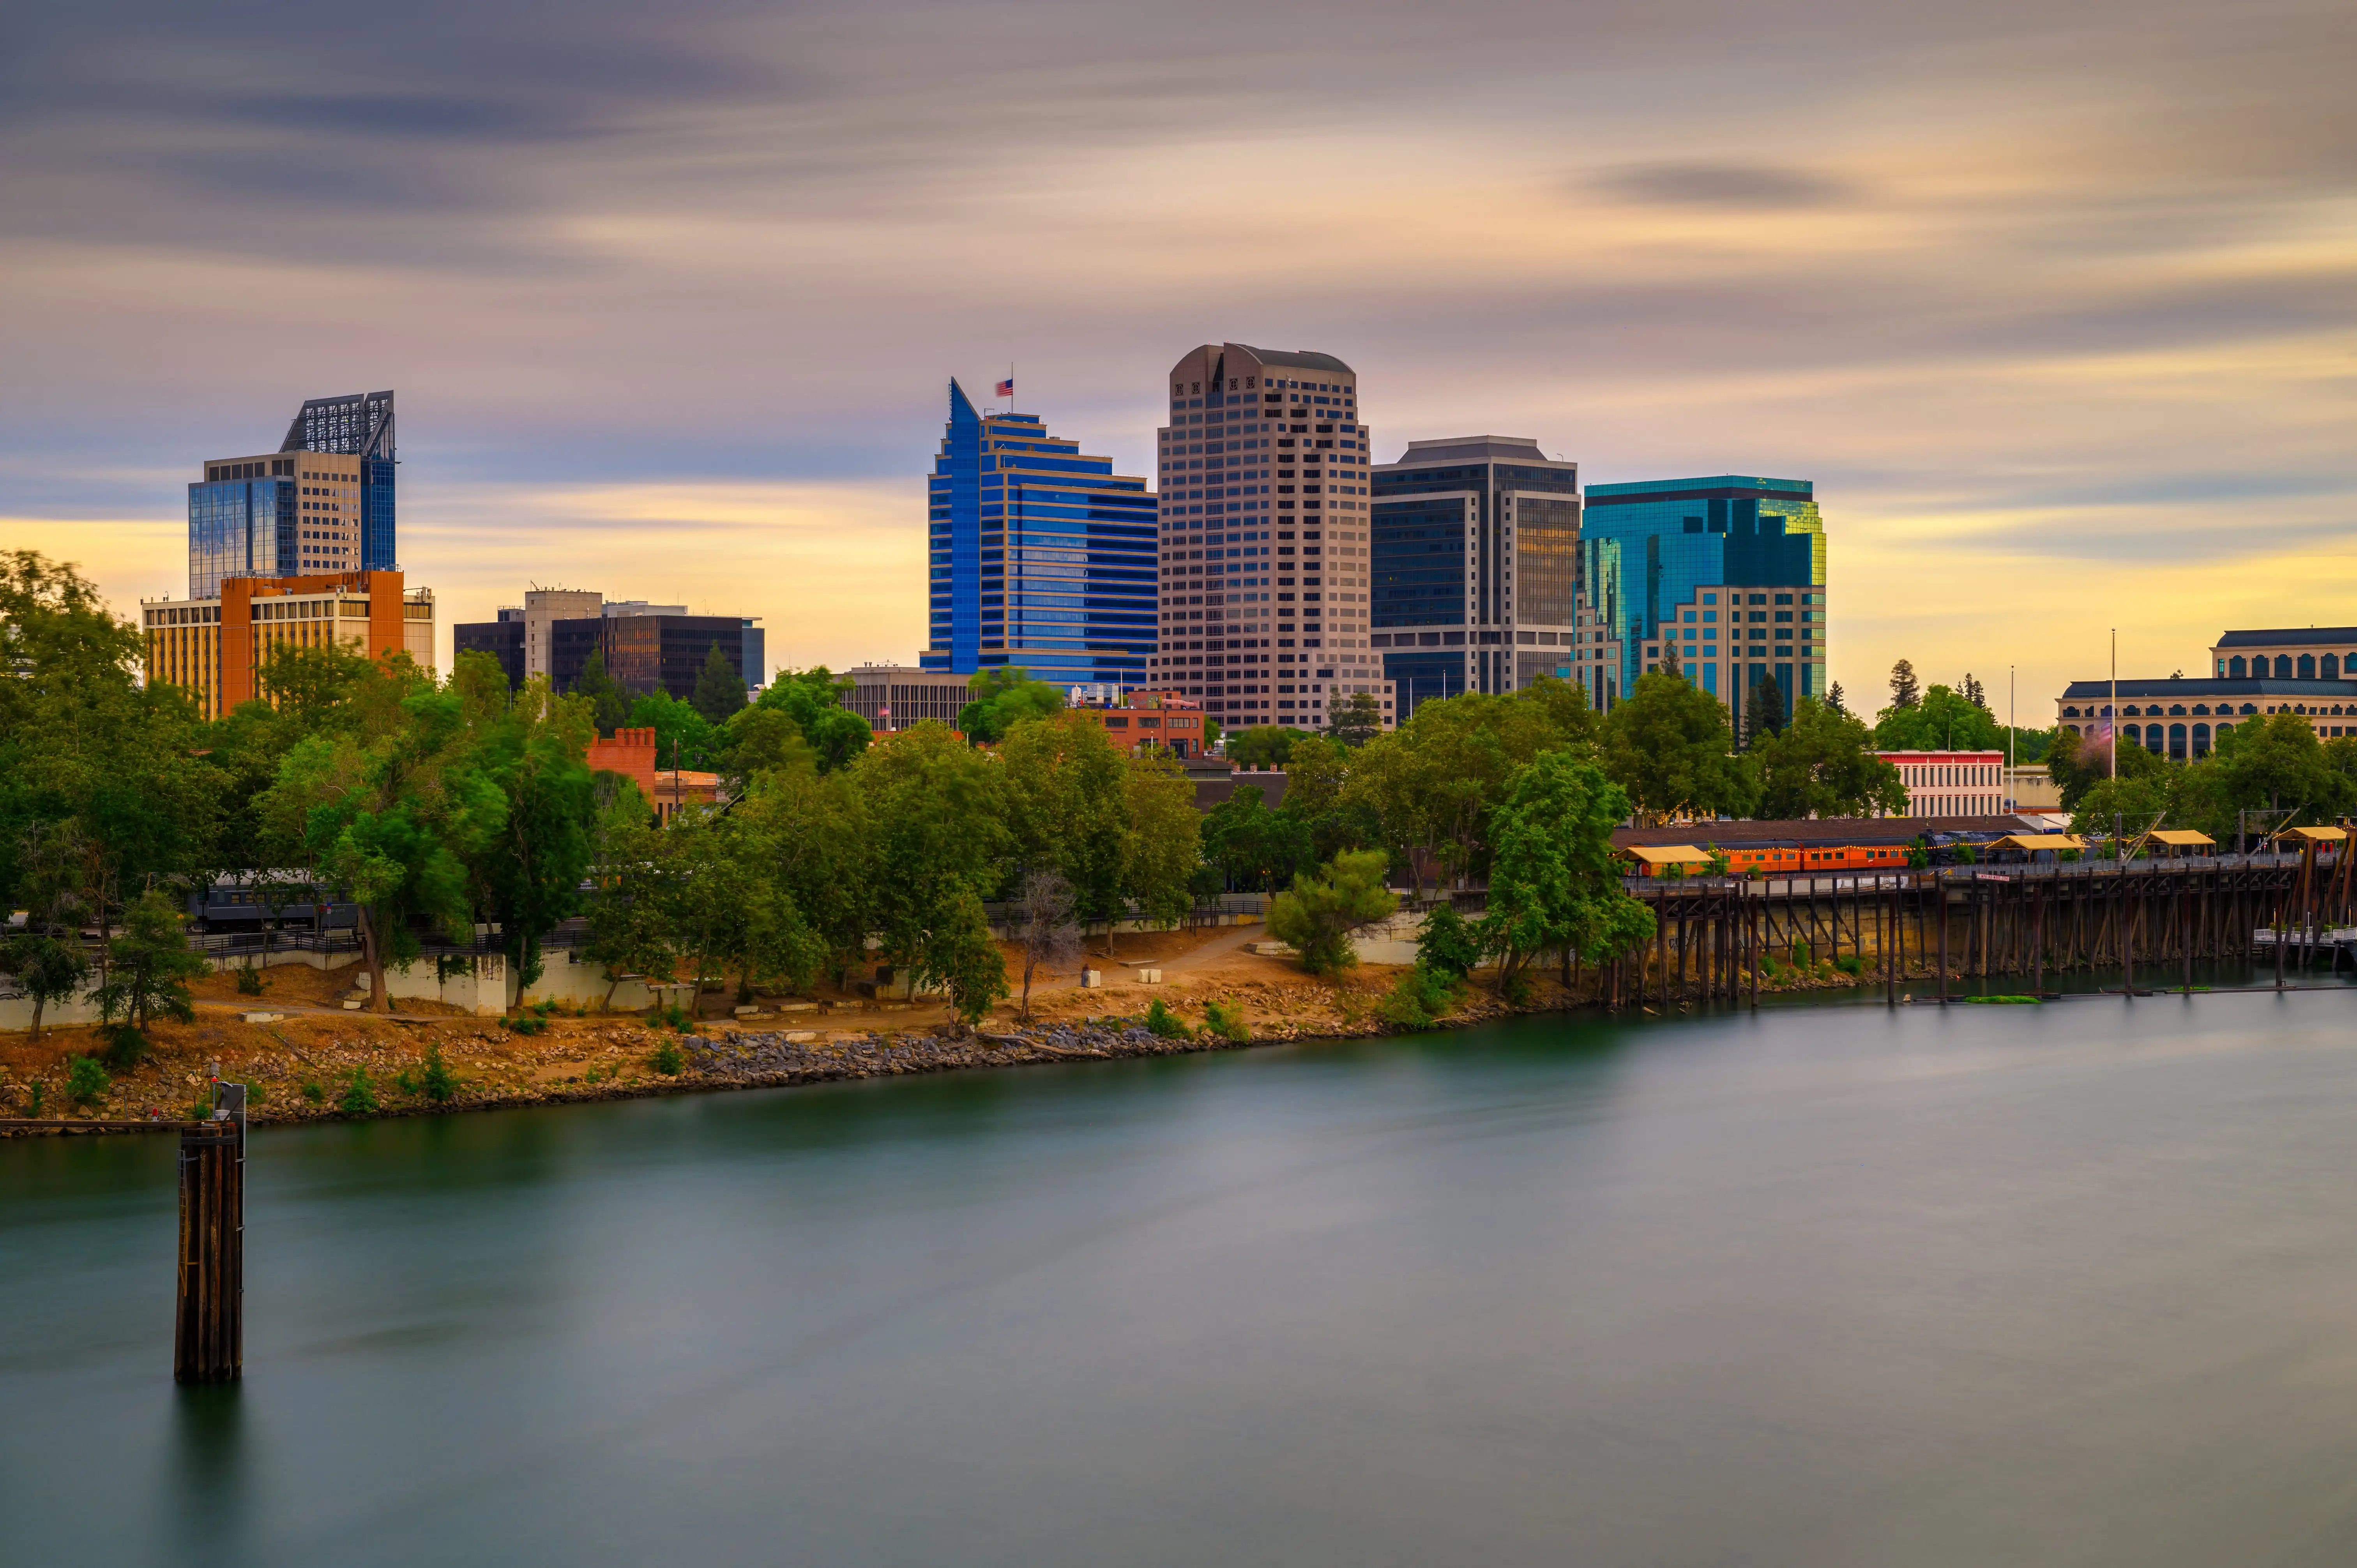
0, 937, 2104, 1132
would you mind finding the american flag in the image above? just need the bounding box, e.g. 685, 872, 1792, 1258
995, 378, 1014, 398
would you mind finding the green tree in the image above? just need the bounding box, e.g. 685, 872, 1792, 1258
258, 675, 506, 1012
571, 647, 632, 735
1416, 903, 1482, 984
625, 690, 719, 772
1480, 752, 1654, 984
1749, 698, 1908, 820
1122, 748, 1202, 937
1340, 692, 1577, 896
716, 704, 815, 789
1742, 673, 1786, 747
459, 662, 598, 1008
1227, 726, 1308, 770
1889, 658, 1921, 710
1198, 785, 1313, 892
1872, 683, 2004, 752
956, 667, 1065, 744
1599, 672, 1752, 824
1002, 711, 1131, 948
1326, 692, 1384, 746
1267, 848, 1397, 974
2070, 772, 2174, 842
691, 642, 747, 726
2047, 722, 2167, 813
736, 765, 875, 991
2, 932, 87, 1041
87, 887, 207, 1031
753, 667, 871, 772
582, 782, 678, 1007
852, 723, 1011, 1006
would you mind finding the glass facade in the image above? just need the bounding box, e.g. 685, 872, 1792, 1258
921, 380, 1156, 688
187, 478, 296, 598
1581, 476, 1826, 727
1369, 440, 1580, 719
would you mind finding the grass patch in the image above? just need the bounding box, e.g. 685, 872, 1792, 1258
1961, 994, 2042, 1005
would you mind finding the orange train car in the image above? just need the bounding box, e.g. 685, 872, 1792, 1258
1716, 844, 1913, 874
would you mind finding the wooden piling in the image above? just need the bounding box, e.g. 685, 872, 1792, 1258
174, 1120, 243, 1384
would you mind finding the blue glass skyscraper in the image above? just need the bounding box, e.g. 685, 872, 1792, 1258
189, 390, 396, 596
921, 380, 1156, 687
1579, 475, 1826, 727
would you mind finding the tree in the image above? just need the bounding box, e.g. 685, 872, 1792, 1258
2047, 722, 2167, 812
1199, 785, 1313, 892
1873, 684, 2004, 753
852, 722, 1011, 1006
1825, 681, 1850, 718
460, 663, 597, 1008
2, 932, 86, 1040
736, 765, 874, 991
1960, 672, 1988, 711
1743, 673, 1786, 747
957, 666, 1065, 744
1416, 903, 1482, 984
1749, 698, 1908, 820
1326, 692, 1383, 746
627, 689, 719, 772
582, 783, 678, 1008
1889, 658, 1921, 710
1340, 691, 1579, 896
691, 642, 748, 726
572, 648, 632, 735
1226, 726, 1307, 770
1267, 849, 1396, 974
87, 888, 206, 1031
1002, 710, 1131, 950
258, 676, 505, 1012
1122, 748, 1201, 936
753, 668, 871, 772
1600, 672, 1752, 824
1480, 752, 1653, 984
1012, 869, 1082, 1021
2070, 772, 2173, 842
1659, 640, 1683, 679
717, 704, 815, 789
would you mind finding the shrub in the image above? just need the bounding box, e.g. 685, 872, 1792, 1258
1833, 954, 1866, 977
300, 1079, 326, 1104
1267, 849, 1398, 974
1202, 999, 1250, 1044
338, 1068, 379, 1117
26, 1081, 46, 1117
502, 1013, 549, 1037
419, 1045, 458, 1103
650, 1003, 692, 1031
1378, 962, 1460, 1029
1145, 998, 1193, 1040
235, 966, 265, 996
66, 1056, 111, 1108
651, 1040, 685, 1076
1499, 968, 1534, 1007
1417, 905, 1481, 984
101, 1023, 150, 1070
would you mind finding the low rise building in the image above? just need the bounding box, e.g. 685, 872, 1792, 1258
2053, 677, 2357, 759
454, 589, 760, 701
1070, 689, 1208, 758
843, 664, 975, 733
142, 570, 433, 719
585, 726, 659, 803
1877, 750, 2008, 818
2210, 627, 2357, 680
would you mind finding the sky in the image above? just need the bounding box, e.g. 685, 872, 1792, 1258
3, 0, 2352, 720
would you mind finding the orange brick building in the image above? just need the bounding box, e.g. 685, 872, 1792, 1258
143, 570, 434, 719
1071, 690, 1207, 758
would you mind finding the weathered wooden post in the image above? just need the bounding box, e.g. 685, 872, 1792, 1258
174, 1080, 245, 1384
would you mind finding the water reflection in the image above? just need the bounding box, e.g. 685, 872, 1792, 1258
170, 1383, 249, 1552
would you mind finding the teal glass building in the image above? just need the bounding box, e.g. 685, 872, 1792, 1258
921, 381, 1156, 687
1579, 476, 1825, 726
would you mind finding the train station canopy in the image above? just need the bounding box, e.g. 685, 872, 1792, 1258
2132, 829, 2217, 855
2276, 825, 2349, 844
1617, 845, 1715, 868
1982, 833, 2088, 854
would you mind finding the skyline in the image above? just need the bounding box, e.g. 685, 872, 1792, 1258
4, 0, 2351, 712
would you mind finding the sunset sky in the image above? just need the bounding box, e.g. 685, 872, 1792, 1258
4, 0, 2351, 719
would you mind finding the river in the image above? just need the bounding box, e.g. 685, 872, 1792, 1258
9, 984, 2357, 1565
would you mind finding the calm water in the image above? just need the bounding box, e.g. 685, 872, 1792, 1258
10, 988, 2357, 1566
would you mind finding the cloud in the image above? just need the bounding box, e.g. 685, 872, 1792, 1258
1594, 161, 1856, 209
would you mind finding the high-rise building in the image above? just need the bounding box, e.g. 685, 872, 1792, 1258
188, 391, 396, 597
920, 380, 1156, 688
1369, 436, 1581, 721
1578, 476, 1826, 727
1148, 344, 1391, 733
141, 570, 434, 720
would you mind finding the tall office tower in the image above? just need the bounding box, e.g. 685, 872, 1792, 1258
1578, 476, 1825, 728
920, 380, 1156, 688
1368, 436, 1581, 721
1149, 344, 1390, 732
188, 390, 396, 597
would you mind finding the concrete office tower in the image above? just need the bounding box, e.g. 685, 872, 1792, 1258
1150, 344, 1390, 732
920, 380, 1156, 688
453, 591, 758, 698
188, 391, 396, 597
1368, 436, 1581, 721
1579, 476, 1826, 727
